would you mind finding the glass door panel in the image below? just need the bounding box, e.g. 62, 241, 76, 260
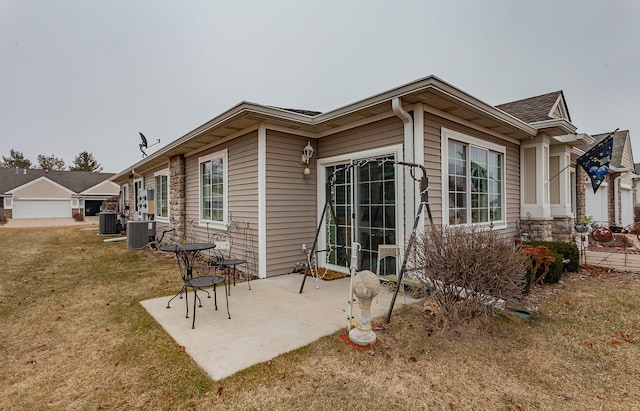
323, 155, 396, 273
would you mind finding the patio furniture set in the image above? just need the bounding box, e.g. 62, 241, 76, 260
162, 233, 249, 328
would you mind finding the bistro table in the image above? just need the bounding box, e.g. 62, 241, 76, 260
160, 243, 230, 328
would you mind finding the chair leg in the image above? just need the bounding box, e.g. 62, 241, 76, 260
166, 284, 186, 308
192, 289, 197, 329
184, 288, 189, 319
224, 280, 231, 319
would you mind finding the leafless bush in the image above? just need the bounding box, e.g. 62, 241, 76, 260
409, 225, 527, 330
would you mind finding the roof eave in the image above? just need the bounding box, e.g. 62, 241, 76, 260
530, 119, 577, 134
111, 76, 539, 181
316, 75, 537, 136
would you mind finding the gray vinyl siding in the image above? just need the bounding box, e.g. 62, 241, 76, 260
423, 112, 520, 238
184, 131, 259, 277
265, 130, 317, 276
317, 116, 404, 159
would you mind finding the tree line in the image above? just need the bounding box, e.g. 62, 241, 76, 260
1, 149, 103, 173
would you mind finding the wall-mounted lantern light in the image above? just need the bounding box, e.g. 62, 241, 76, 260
301, 141, 314, 164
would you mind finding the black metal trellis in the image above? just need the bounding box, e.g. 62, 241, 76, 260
297, 158, 434, 324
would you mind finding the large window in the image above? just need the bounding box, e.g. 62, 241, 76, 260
199, 150, 227, 225
443, 129, 505, 226
154, 171, 169, 219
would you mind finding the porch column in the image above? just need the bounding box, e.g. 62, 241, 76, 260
520, 137, 553, 241
169, 154, 186, 243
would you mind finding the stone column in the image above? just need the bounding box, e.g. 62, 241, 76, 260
169, 154, 186, 243
349, 270, 380, 347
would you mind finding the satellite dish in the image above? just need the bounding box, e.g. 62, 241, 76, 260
138, 132, 160, 158
139, 132, 148, 148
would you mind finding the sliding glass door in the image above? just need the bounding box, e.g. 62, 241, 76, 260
323, 154, 398, 273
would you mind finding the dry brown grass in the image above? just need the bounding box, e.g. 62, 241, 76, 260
1, 227, 639, 410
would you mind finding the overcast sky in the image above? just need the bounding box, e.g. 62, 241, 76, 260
1, 0, 639, 173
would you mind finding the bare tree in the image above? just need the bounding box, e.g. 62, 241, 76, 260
69, 151, 103, 173
37, 154, 66, 171
1, 149, 32, 169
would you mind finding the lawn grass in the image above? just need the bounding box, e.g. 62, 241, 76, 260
1, 226, 639, 410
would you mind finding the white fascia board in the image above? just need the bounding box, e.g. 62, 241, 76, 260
7, 176, 76, 195
576, 133, 595, 145
530, 119, 577, 134
571, 147, 585, 156
552, 133, 579, 143
110, 76, 538, 180
109, 102, 317, 182
316, 75, 537, 135
547, 94, 569, 120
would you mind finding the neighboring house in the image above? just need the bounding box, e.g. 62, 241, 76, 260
110, 75, 592, 279
574, 130, 637, 227
0, 168, 118, 220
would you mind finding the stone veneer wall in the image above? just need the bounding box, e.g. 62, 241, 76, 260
169, 154, 186, 243
606, 173, 616, 224
519, 217, 554, 242
552, 216, 574, 242
575, 166, 586, 222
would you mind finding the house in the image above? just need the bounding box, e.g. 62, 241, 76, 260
0, 168, 119, 220
636, 163, 640, 222
574, 130, 637, 227
110, 75, 592, 279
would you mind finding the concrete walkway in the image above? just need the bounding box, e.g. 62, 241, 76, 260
140, 273, 417, 381
584, 249, 640, 272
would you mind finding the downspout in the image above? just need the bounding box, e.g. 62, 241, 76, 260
392, 98, 415, 239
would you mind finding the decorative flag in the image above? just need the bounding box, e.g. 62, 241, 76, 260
576, 131, 615, 193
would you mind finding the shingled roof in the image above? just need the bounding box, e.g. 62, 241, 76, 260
0, 168, 115, 194
273, 107, 323, 116
496, 91, 570, 124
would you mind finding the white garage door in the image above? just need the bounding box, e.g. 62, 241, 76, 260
585, 186, 608, 224
13, 200, 71, 219
621, 189, 633, 226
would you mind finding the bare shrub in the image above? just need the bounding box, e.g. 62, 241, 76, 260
72, 212, 84, 222
409, 225, 528, 331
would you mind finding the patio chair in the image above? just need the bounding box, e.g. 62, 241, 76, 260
170, 244, 230, 328
210, 232, 250, 295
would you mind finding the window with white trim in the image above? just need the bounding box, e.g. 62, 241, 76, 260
154, 170, 169, 219
199, 150, 227, 225
442, 129, 505, 226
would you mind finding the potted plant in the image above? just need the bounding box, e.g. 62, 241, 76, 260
575, 215, 593, 233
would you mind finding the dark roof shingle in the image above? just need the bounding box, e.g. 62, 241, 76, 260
496, 91, 567, 124
0, 168, 114, 194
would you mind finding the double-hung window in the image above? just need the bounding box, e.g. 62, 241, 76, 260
154, 170, 169, 219
199, 150, 227, 225
442, 128, 505, 226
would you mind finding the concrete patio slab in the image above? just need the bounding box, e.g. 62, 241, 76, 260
140, 273, 417, 381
